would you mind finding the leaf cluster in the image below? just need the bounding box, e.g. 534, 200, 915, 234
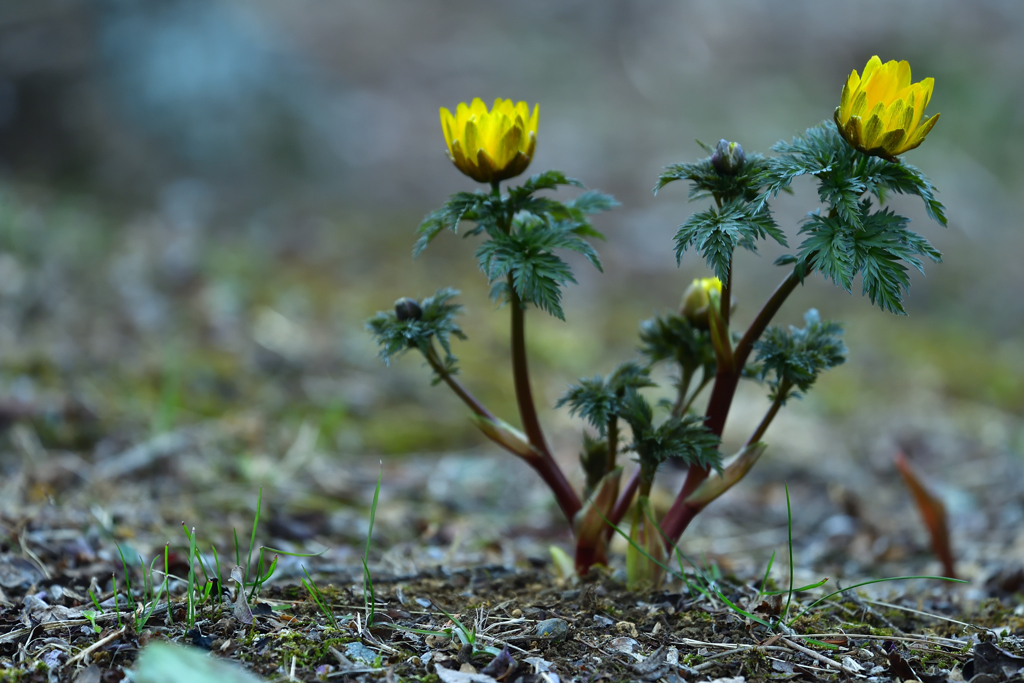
789, 202, 941, 314
365, 288, 466, 372
414, 170, 617, 319
658, 144, 786, 285
763, 122, 946, 314
637, 313, 718, 401
556, 361, 654, 435
753, 309, 847, 404
618, 390, 722, 478
761, 122, 946, 226
661, 122, 946, 315
674, 198, 786, 284
655, 146, 771, 203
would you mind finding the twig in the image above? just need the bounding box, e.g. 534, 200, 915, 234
842, 589, 906, 635
780, 637, 861, 676
66, 627, 125, 666
690, 645, 792, 672
792, 632, 968, 648
0, 603, 168, 645
860, 598, 979, 630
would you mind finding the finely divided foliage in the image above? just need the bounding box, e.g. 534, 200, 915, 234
754, 309, 847, 404
556, 362, 655, 436
761, 123, 945, 315
414, 171, 616, 320
618, 390, 722, 475
673, 199, 786, 283
369, 77, 946, 582
366, 288, 466, 372
664, 122, 944, 315
657, 151, 787, 284
638, 314, 715, 369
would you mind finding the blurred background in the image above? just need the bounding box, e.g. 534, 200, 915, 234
1, 0, 1023, 580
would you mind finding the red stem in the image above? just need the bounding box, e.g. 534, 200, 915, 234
427, 344, 580, 523
426, 348, 496, 421
661, 267, 802, 541
509, 283, 581, 523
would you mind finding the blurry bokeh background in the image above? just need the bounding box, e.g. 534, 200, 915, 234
2, 1, 1023, 578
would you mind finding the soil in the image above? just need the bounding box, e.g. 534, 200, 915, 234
1, 188, 1024, 682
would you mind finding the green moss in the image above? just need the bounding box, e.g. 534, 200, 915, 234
681, 653, 705, 666
265, 632, 360, 670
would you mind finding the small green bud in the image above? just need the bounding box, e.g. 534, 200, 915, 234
680, 277, 722, 329
711, 139, 745, 175
394, 297, 423, 321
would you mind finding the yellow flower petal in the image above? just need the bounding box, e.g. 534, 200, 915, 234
839, 78, 856, 122
900, 113, 940, 153
835, 57, 939, 159
885, 99, 907, 130
894, 60, 912, 90
497, 124, 522, 168
440, 107, 457, 156
862, 114, 885, 149
849, 90, 869, 119
861, 56, 883, 82
513, 100, 529, 121
438, 98, 539, 183
877, 128, 907, 157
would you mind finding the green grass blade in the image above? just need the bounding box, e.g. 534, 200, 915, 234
762, 577, 828, 596
783, 483, 795, 623
714, 589, 774, 628
362, 465, 383, 628
246, 487, 263, 596
430, 601, 474, 646
785, 575, 967, 628
756, 550, 776, 603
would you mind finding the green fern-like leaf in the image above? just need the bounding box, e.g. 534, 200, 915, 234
753, 309, 846, 403
557, 362, 655, 434
619, 390, 722, 475
674, 199, 786, 284
366, 288, 467, 368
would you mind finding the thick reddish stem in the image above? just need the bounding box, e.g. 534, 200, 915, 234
606, 467, 640, 539
661, 268, 802, 542
427, 343, 580, 523
509, 284, 581, 523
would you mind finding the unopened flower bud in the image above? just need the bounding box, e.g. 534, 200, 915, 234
680, 277, 722, 328
394, 297, 423, 322
711, 139, 745, 176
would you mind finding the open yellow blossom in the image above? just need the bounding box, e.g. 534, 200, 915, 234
834, 56, 940, 161
440, 98, 538, 184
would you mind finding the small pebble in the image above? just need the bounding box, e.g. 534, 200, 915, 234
593, 614, 613, 627
511, 608, 523, 618
615, 621, 638, 637
841, 656, 864, 673
344, 642, 377, 664
535, 618, 570, 640
425, 634, 450, 648
607, 637, 638, 654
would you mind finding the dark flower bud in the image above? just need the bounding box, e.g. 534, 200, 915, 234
711, 139, 745, 175
394, 297, 423, 321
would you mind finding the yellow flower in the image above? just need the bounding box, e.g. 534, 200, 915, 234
440, 98, 539, 184
680, 277, 722, 328
834, 56, 940, 161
